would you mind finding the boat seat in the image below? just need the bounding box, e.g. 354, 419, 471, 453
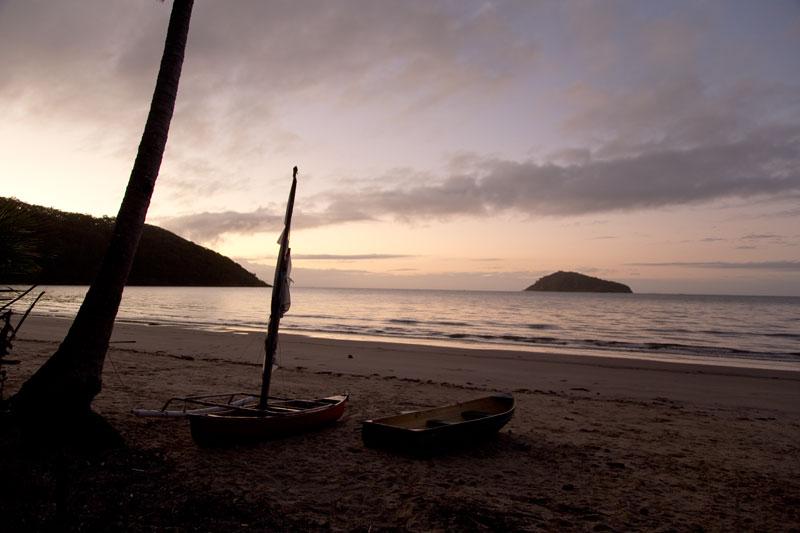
265, 405, 304, 413
461, 410, 491, 421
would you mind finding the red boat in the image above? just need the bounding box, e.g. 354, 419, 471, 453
189, 395, 348, 447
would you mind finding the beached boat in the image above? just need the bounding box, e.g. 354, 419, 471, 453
190, 395, 348, 446
362, 393, 514, 454
134, 167, 348, 445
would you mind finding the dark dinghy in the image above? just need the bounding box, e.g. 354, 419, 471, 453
362, 393, 515, 454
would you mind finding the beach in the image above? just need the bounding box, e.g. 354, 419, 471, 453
3, 315, 800, 530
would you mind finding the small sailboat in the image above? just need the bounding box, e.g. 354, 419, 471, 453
134, 167, 347, 445
362, 393, 514, 454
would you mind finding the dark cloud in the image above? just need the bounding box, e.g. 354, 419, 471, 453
160, 125, 800, 242
557, 2, 800, 157
319, 126, 800, 219
189, 1, 534, 100
562, 78, 800, 156
0, 1, 535, 133
628, 261, 800, 271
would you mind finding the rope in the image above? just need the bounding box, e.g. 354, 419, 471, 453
105, 349, 137, 406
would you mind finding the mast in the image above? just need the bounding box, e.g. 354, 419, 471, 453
259, 166, 298, 409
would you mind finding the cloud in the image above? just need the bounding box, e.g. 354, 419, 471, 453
6, 1, 800, 245
157, 207, 284, 242
0, 1, 536, 143
557, 3, 800, 157
738, 233, 796, 247
157, 205, 371, 242
0, 0, 546, 211
158, 125, 800, 242
318, 125, 800, 218
628, 261, 800, 271
740, 233, 781, 241
765, 206, 800, 218
292, 254, 414, 261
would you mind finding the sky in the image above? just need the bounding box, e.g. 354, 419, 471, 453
1, 0, 799, 295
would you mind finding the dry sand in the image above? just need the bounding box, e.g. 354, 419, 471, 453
2, 315, 800, 531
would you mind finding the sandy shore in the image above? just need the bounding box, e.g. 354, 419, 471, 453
3, 315, 800, 530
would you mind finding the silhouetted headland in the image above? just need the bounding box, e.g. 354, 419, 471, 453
0, 197, 267, 287
525, 271, 632, 293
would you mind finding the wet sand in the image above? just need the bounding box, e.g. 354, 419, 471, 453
2, 315, 799, 531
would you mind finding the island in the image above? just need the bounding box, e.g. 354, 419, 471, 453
525, 271, 632, 293
0, 197, 267, 287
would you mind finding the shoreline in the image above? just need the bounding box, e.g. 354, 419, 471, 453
277, 327, 800, 372
17, 315, 800, 414
18, 284, 800, 371
30, 311, 800, 373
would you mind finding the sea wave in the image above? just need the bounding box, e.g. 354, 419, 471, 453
21, 286, 800, 366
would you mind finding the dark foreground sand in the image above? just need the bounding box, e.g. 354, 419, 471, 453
2, 316, 799, 531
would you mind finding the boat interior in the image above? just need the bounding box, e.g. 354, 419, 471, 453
368, 395, 513, 430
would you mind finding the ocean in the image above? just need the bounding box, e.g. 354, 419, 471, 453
22, 285, 800, 369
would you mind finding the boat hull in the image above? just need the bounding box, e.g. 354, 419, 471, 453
189, 394, 348, 447
362, 393, 514, 455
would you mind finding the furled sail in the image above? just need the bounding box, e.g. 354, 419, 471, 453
278, 249, 292, 318
260, 167, 298, 408
275, 212, 293, 318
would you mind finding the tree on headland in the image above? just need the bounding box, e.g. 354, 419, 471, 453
0, 199, 41, 279
9, 0, 195, 446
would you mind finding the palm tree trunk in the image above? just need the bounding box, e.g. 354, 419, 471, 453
10, 0, 194, 425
